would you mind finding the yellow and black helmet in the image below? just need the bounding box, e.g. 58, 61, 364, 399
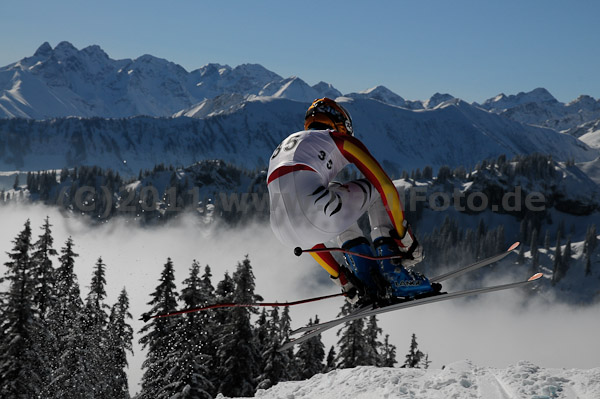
304, 98, 354, 136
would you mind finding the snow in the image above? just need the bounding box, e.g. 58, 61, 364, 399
579, 128, 600, 149
215, 361, 600, 399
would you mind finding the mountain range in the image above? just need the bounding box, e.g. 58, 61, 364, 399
0, 41, 599, 177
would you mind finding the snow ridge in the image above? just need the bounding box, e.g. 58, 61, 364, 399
219, 361, 600, 399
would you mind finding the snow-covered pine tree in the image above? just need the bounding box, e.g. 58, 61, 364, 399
379, 334, 397, 367
335, 301, 370, 368
0, 220, 47, 397
295, 315, 325, 380
201, 265, 216, 304
255, 307, 270, 370
210, 271, 235, 392
82, 257, 111, 396
279, 305, 298, 380
167, 261, 214, 399
216, 257, 262, 397
195, 264, 219, 396
138, 258, 180, 399
257, 307, 292, 389
45, 237, 94, 398
32, 216, 58, 319
364, 316, 383, 366
324, 346, 337, 373
106, 288, 134, 399
214, 271, 234, 325
403, 333, 424, 368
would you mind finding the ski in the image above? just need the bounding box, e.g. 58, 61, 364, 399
431, 241, 520, 283
290, 242, 520, 336
279, 273, 542, 352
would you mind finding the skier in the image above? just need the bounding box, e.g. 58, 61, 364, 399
267, 98, 440, 305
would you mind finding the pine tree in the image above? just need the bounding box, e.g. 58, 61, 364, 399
279, 306, 298, 380
0, 220, 46, 397
324, 346, 337, 373
257, 307, 293, 389
45, 237, 93, 398
584, 225, 597, 276
106, 288, 134, 399
552, 237, 563, 285
557, 220, 565, 244
562, 237, 572, 276
379, 334, 397, 367
422, 354, 432, 369
196, 265, 219, 396
295, 315, 326, 380
335, 301, 370, 368
403, 333, 424, 368
32, 216, 58, 319
82, 257, 111, 396
530, 229, 539, 275
216, 257, 262, 397
139, 258, 180, 399
167, 261, 214, 399
364, 316, 383, 366
255, 308, 270, 370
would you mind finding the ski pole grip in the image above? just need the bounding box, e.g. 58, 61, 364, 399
294, 247, 303, 256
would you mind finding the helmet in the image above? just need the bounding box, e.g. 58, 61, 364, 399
304, 98, 354, 136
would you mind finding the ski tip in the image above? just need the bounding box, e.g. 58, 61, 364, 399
508, 242, 520, 251
528, 273, 543, 282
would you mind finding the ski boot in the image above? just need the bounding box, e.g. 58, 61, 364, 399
373, 236, 438, 299
340, 237, 385, 307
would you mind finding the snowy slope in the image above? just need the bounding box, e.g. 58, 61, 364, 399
219, 361, 600, 399
578, 122, 600, 150
0, 97, 596, 176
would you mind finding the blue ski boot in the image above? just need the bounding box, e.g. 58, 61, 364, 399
340, 237, 382, 305
373, 236, 435, 299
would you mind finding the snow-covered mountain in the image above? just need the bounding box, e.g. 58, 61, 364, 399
346, 85, 408, 108
224, 362, 600, 399
480, 88, 600, 132
0, 42, 283, 119
0, 42, 352, 119
0, 97, 595, 176
2, 42, 599, 137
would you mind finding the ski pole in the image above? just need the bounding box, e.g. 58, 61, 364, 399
294, 246, 406, 260
141, 292, 346, 322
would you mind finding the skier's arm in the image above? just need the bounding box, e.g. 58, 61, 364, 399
330, 132, 407, 239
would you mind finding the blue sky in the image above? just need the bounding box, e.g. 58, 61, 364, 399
1, 0, 598, 103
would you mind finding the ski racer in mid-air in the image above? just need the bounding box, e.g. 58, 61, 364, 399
267, 98, 440, 306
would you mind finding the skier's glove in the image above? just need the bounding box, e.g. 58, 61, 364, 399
391, 225, 424, 267
330, 275, 359, 305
